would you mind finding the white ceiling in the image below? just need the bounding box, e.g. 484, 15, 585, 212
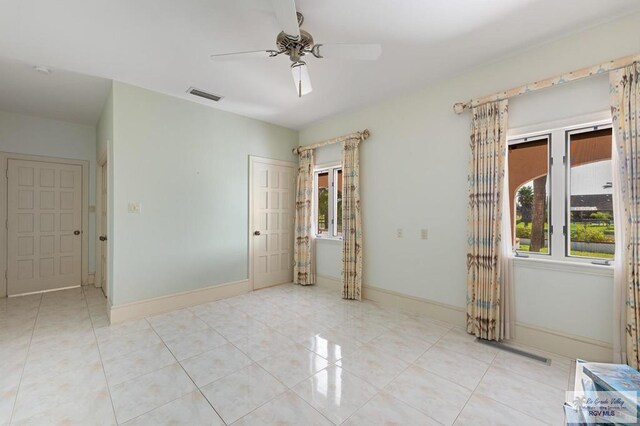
0, 0, 639, 129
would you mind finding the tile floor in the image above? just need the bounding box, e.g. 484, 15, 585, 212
0, 283, 572, 425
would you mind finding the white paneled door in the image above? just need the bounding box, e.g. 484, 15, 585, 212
7, 159, 82, 295
99, 161, 108, 296
251, 158, 295, 290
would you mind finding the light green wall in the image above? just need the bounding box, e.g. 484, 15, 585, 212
110, 82, 298, 305
299, 12, 640, 344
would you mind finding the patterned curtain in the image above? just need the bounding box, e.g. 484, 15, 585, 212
294, 149, 315, 285
342, 138, 363, 300
466, 100, 508, 341
610, 62, 640, 369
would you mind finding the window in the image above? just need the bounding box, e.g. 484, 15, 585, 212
314, 165, 342, 238
509, 135, 550, 254
508, 121, 614, 262
567, 128, 614, 259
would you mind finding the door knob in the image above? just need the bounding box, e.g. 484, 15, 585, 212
74, 230, 81, 235
254, 231, 261, 236
99, 235, 107, 241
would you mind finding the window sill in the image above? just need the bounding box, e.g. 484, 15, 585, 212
315, 236, 342, 243
512, 256, 613, 277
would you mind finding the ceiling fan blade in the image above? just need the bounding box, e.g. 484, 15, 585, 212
271, 0, 300, 38
210, 50, 278, 61
313, 43, 382, 60
291, 62, 312, 97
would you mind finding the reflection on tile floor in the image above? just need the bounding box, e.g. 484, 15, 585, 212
0, 284, 571, 425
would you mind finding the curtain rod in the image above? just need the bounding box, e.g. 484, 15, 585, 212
453, 53, 640, 114
293, 129, 370, 154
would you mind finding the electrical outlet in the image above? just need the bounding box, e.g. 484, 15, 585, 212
128, 202, 141, 214
421, 228, 428, 240
396, 228, 403, 239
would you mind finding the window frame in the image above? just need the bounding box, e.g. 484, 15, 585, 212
564, 123, 614, 261
313, 162, 342, 240
508, 133, 553, 258
508, 112, 614, 266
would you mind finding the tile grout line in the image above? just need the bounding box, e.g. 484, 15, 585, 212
228, 361, 335, 425
497, 363, 573, 391
7, 293, 43, 425
145, 316, 230, 425
339, 328, 452, 425
234, 295, 377, 424
256, 300, 446, 425
307, 288, 451, 424
218, 316, 324, 424
82, 286, 119, 425
118, 291, 304, 424
449, 342, 497, 425
336, 337, 429, 425
449, 340, 558, 426
188, 293, 346, 425
186, 301, 281, 425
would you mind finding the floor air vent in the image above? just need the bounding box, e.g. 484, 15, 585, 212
187, 87, 223, 102
476, 338, 551, 365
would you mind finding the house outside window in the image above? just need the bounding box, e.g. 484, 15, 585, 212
508, 121, 614, 262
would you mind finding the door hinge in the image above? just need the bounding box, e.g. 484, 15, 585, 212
550, 157, 554, 166
562, 155, 567, 165
549, 225, 554, 235
563, 225, 567, 235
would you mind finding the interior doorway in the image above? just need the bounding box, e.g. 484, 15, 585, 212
96, 153, 109, 299
249, 156, 295, 290
1, 153, 89, 297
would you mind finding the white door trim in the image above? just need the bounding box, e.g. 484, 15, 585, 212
248, 156, 296, 292
0, 152, 90, 297
96, 149, 107, 297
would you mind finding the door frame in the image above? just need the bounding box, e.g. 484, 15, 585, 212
95, 150, 108, 297
0, 152, 90, 297
248, 156, 296, 292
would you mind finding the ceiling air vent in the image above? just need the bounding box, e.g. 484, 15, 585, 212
187, 87, 223, 102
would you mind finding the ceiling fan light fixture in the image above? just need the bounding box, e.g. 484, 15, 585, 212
291, 61, 312, 97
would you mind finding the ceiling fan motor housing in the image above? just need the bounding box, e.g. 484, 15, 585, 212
276, 29, 314, 62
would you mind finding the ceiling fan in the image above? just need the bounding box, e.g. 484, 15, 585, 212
210, 0, 382, 97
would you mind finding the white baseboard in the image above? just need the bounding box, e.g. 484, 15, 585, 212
363, 283, 467, 328
514, 322, 612, 362
316, 274, 341, 289
316, 274, 612, 362
316, 274, 465, 327
108, 279, 249, 324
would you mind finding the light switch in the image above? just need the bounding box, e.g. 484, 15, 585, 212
128, 202, 141, 214
421, 228, 428, 240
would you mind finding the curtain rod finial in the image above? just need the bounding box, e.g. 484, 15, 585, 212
361, 129, 370, 140
453, 103, 466, 114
